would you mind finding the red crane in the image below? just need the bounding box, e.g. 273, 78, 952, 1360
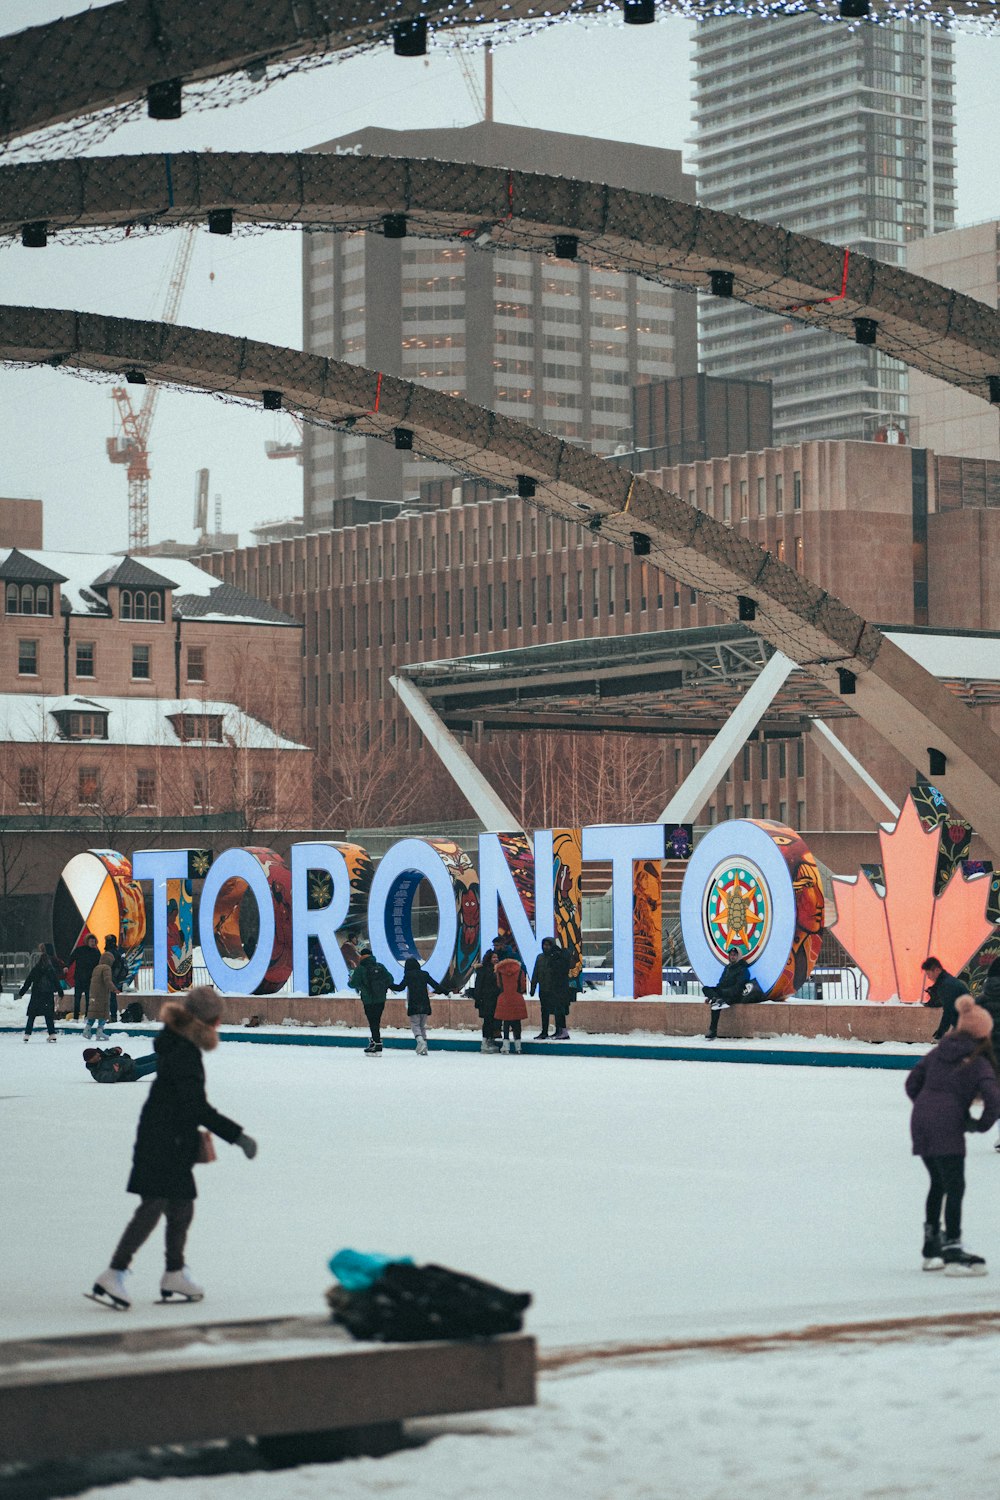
106, 228, 197, 553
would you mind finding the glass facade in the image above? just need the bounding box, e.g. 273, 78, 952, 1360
694, 15, 955, 445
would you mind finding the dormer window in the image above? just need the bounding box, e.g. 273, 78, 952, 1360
52, 708, 109, 741
121, 589, 163, 622
6, 581, 52, 615
170, 713, 225, 744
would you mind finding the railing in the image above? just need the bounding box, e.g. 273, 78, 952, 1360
6, 954, 868, 1005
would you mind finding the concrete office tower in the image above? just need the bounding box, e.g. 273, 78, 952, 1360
302, 124, 697, 527
907, 221, 1000, 461
694, 14, 956, 444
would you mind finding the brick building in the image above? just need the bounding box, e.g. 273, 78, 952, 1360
202, 439, 1000, 870
0, 545, 311, 940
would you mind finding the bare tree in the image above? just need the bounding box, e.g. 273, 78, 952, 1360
316, 718, 433, 830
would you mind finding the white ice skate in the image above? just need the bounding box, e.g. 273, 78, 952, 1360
416, 1037, 428, 1056
500, 1039, 510, 1054
86, 1268, 131, 1311
158, 1266, 205, 1303
513, 1039, 522, 1053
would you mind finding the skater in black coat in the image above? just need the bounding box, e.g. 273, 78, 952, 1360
920, 956, 970, 1040
468, 951, 500, 1051
88, 987, 257, 1310
71, 934, 100, 1022
19, 945, 63, 1041
390, 955, 447, 1055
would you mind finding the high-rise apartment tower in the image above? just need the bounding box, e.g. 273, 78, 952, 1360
694, 15, 956, 444
302, 123, 697, 528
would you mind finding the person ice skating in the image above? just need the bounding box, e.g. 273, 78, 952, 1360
19, 943, 63, 1042
530, 936, 572, 1040
390, 956, 446, 1055
349, 945, 393, 1056
920, 956, 970, 1040
495, 950, 528, 1053
88, 986, 257, 1310
468, 950, 500, 1052
85, 948, 117, 1041
905, 995, 1000, 1276
703, 947, 752, 1040
71, 934, 100, 1023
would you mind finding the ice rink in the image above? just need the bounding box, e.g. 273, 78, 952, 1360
4, 1024, 1000, 1497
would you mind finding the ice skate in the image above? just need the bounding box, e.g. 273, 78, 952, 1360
533, 1032, 549, 1041
942, 1240, 987, 1276
363, 1041, 382, 1056
513, 1039, 522, 1054
158, 1266, 204, 1303
86, 1268, 131, 1311
703, 1032, 717, 1041
416, 1036, 428, 1056
922, 1223, 944, 1271
501, 1039, 510, 1054
22, 1033, 29, 1042
710, 999, 730, 1012
553, 1029, 570, 1040
480, 1039, 495, 1053
47, 1033, 58, 1043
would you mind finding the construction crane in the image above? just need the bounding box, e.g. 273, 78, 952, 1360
106, 227, 197, 553
264, 412, 304, 465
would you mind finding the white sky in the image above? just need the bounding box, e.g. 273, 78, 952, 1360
1, 2, 998, 553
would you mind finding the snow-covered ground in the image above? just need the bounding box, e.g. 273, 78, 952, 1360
4, 1022, 1000, 1497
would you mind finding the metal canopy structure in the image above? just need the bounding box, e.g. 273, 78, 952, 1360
400, 624, 1000, 739
2, 0, 998, 151
4, 152, 1000, 407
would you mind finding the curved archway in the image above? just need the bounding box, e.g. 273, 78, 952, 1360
2, 0, 995, 149
3, 151, 998, 404
3, 300, 1000, 855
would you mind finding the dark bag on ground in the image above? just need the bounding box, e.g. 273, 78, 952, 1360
120, 1001, 144, 1023
327, 1261, 531, 1342
83, 1046, 137, 1083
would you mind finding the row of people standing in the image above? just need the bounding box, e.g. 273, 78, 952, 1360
470, 936, 576, 1053
347, 935, 578, 1056
19, 935, 124, 1042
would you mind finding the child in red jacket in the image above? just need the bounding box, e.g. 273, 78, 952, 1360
495, 954, 528, 1054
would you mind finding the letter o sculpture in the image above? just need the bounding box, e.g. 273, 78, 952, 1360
200, 846, 291, 996
367, 836, 478, 989
52, 848, 146, 974
681, 820, 825, 1001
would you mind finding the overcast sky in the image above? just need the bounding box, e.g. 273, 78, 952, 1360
1, 2, 998, 554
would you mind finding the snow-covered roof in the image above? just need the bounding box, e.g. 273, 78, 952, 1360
885, 628, 1000, 682
0, 549, 299, 627
0, 694, 308, 751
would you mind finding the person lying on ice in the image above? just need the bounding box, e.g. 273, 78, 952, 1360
703, 946, 758, 1040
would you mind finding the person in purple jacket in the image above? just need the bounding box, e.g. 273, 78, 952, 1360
906, 995, 1000, 1275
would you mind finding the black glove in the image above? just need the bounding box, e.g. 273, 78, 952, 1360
236, 1132, 258, 1159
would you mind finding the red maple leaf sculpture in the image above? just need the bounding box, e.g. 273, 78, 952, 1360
830, 793, 994, 1003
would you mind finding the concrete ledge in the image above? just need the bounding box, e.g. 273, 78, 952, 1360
129, 993, 941, 1045
0, 1317, 536, 1464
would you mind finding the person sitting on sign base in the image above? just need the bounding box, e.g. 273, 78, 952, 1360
703, 946, 757, 1040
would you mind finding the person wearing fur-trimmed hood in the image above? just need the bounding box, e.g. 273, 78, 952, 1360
88, 987, 258, 1310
